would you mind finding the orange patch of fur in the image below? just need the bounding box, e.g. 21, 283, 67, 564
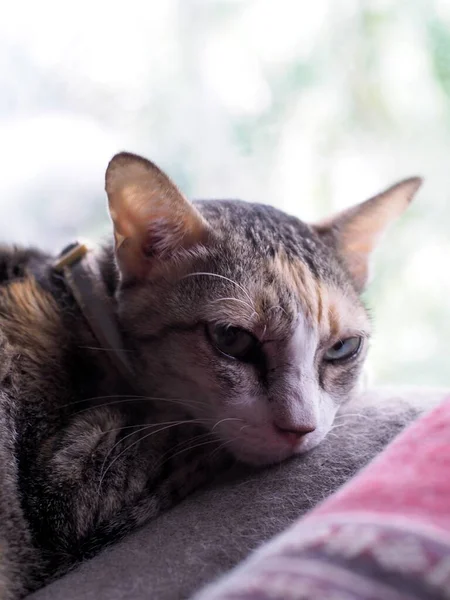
0, 277, 62, 359
271, 254, 317, 320
204, 252, 371, 343
270, 253, 370, 341
324, 285, 371, 340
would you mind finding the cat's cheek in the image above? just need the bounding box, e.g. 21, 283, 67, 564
295, 397, 339, 454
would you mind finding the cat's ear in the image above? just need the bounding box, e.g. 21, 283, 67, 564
314, 177, 422, 291
105, 152, 210, 280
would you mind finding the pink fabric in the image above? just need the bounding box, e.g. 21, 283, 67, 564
196, 397, 450, 600
312, 395, 450, 529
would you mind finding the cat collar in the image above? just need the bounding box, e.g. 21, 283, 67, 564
53, 242, 136, 387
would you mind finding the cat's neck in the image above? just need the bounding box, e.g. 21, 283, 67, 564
30, 241, 134, 411
79, 243, 140, 393
59, 242, 136, 399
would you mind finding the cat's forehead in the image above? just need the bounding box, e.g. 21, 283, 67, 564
199, 253, 367, 340
196, 199, 331, 273
193, 200, 368, 337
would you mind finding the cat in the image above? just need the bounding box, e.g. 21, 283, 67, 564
0, 151, 421, 599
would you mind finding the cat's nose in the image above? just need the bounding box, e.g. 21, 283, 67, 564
274, 423, 316, 445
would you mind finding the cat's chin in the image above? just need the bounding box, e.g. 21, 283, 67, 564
230, 447, 293, 467
225, 429, 329, 467
226, 438, 310, 467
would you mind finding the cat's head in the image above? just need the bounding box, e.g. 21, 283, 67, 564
105, 152, 421, 465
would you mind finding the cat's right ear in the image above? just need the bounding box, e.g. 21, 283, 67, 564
105, 152, 211, 281
314, 177, 422, 292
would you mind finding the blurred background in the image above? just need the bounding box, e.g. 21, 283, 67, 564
0, 0, 448, 385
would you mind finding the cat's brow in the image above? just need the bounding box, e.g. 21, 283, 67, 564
267, 305, 288, 317
209, 297, 258, 320
180, 272, 255, 307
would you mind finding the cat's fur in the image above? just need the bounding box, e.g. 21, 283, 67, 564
0, 152, 421, 599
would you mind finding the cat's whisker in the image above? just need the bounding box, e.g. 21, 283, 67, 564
267, 305, 288, 317
210, 297, 256, 318
154, 421, 245, 472
329, 414, 373, 432
136, 395, 209, 409
208, 434, 248, 462
179, 421, 247, 463
97, 423, 153, 494
152, 433, 217, 472
334, 412, 371, 421
142, 418, 243, 472
59, 393, 208, 412
209, 439, 232, 460
98, 416, 226, 465
155, 438, 220, 471
74, 398, 166, 416
329, 423, 351, 432
97, 423, 161, 434
72, 396, 207, 416
154, 431, 216, 467
78, 346, 133, 353
211, 417, 244, 432
59, 394, 141, 410
334, 412, 366, 418
97, 419, 207, 495
98, 418, 217, 436
180, 272, 255, 308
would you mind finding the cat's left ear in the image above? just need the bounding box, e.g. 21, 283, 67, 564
314, 177, 423, 292
105, 152, 211, 280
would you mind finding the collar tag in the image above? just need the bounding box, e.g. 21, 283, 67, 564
53, 242, 89, 272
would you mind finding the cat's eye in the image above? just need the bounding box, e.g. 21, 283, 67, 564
206, 324, 258, 361
324, 336, 362, 362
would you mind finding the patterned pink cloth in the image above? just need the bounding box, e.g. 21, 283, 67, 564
195, 397, 450, 599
